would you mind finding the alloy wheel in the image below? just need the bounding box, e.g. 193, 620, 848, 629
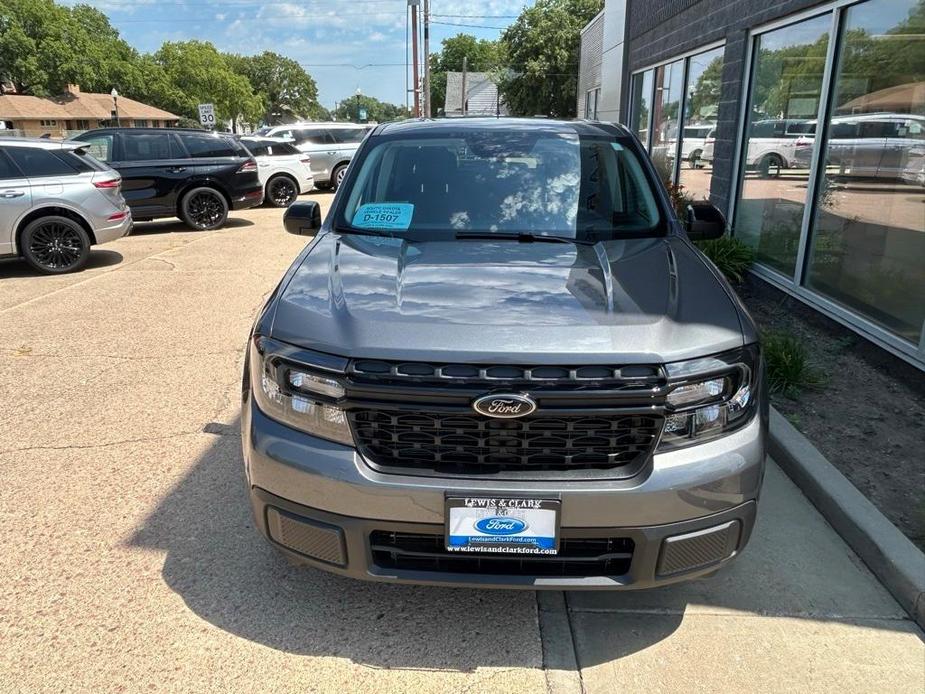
187, 191, 224, 228
29, 222, 84, 270
269, 178, 297, 207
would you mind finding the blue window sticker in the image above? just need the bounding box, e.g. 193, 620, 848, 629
352, 203, 414, 230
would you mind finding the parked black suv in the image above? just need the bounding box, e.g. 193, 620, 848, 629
70, 128, 263, 230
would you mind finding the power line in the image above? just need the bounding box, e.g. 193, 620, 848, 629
431, 20, 508, 30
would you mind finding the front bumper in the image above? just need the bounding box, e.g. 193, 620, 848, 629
242, 398, 766, 589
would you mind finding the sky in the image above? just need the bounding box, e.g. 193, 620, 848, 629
60, 0, 534, 110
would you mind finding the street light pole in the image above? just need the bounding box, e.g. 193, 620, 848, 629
422, 0, 431, 117
355, 88, 362, 123
110, 88, 120, 127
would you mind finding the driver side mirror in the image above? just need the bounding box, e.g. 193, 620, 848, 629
284, 201, 322, 236
685, 201, 726, 241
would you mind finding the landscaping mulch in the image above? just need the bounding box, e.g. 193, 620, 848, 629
737, 275, 925, 552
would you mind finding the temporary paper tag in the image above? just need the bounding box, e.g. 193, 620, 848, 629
352, 203, 414, 230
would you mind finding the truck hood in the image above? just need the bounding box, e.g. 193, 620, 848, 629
270, 232, 745, 364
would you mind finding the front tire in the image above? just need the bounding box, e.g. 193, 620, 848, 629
180, 187, 228, 230
21, 216, 90, 274
265, 175, 299, 208
757, 154, 783, 179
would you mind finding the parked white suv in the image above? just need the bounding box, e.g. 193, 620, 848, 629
253, 123, 371, 190
241, 137, 314, 207
702, 119, 813, 177
0, 138, 131, 274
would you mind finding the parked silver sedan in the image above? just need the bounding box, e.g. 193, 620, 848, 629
0, 137, 131, 274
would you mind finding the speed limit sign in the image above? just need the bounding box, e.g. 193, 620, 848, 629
198, 103, 216, 127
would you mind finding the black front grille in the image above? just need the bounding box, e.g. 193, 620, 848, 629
370, 531, 635, 577
350, 359, 663, 389
348, 410, 663, 477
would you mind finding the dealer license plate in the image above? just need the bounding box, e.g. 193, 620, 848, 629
445, 497, 560, 555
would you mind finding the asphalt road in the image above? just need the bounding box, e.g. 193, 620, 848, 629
1, 195, 922, 693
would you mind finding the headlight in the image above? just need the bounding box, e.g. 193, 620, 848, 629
249, 336, 354, 446
657, 344, 761, 451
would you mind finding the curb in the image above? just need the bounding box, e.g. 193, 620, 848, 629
769, 407, 925, 629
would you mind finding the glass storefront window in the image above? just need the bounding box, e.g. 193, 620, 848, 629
805, 0, 925, 343
678, 46, 725, 200
630, 70, 654, 148
650, 60, 685, 184
734, 13, 831, 276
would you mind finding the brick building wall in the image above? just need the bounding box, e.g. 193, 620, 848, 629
621, 0, 829, 212
577, 11, 605, 117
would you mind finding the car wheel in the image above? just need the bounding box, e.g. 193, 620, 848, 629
331, 164, 348, 190
687, 150, 702, 169
180, 187, 228, 230
757, 154, 783, 179
314, 181, 333, 191
266, 175, 299, 208
20, 215, 91, 275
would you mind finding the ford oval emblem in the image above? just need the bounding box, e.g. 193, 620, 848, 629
472, 393, 537, 419
475, 516, 529, 535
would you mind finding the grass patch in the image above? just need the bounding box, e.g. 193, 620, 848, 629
763, 331, 824, 398
695, 236, 755, 284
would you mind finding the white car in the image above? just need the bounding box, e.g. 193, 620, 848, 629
252, 123, 371, 190
702, 119, 813, 177
240, 137, 314, 208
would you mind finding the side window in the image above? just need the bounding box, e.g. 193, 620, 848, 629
903, 120, 924, 140
859, 121, 891, 139
179, 133, 238, 158
6, 147, 76, 177
329, 129, 366, 144
751, 121, 774, 138
0, 150, 21, 179
830, 122, 858, 139
273, 130, 293, 141
296, 128, 331, 145
278, 143, 302, 156
122, 133, 174, 161
246, 142, 270, 157
80, 134, 114, 163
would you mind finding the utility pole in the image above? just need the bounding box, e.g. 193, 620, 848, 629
410, 0, 420, 117
423, 0, 431, 117
461, 56, 467, 116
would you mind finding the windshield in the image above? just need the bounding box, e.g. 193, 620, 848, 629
338, 129, 663, 241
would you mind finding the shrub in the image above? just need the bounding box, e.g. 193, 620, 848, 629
763, 331, 824, 398
695, 236, 755, 283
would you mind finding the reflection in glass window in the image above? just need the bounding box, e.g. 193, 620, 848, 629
805, 0, 925, 344
678, 46, 724, 200
650, 60, 684, 184
734, 13, 831, 276
630, 70, 654, 149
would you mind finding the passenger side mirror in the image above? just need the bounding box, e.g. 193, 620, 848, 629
685, 202, 726, 241
284, 201, 322, 236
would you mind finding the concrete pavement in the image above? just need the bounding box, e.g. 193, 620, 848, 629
0, 197, 921, 692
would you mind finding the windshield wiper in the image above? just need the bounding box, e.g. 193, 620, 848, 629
332, 225, 397, 238
455, 232, 593, 245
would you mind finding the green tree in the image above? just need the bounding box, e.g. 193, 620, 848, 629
333, 94, 409, 123
153, 40, 263, 131
429, 34, 500, 114
227, 52, 319, 124
0, 0, 98, 95
497, 0, 603, 117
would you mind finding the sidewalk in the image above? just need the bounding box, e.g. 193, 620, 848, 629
551, 463, 925, 693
